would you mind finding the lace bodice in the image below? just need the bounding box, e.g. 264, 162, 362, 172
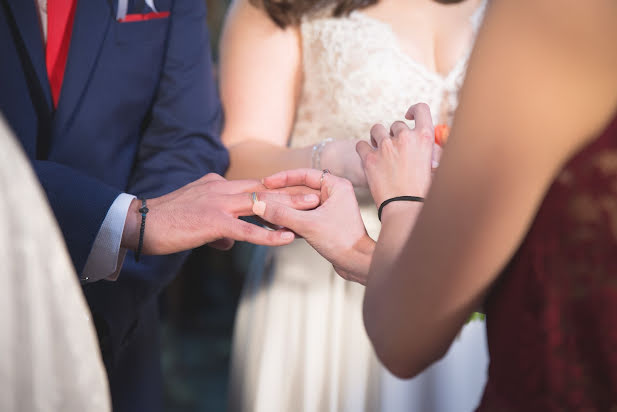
290, 2, 487, 149
290, 2, 486, 235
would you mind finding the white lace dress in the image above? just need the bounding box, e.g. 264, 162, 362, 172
229, 4, 489, 411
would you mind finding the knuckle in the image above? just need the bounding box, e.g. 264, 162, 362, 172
397, 128, 413, 139
416, 102, 430, 113
269, 205, 286, 223
338, 178, 355, 195
370, 123, 384, 135
238, 222, 256, 239
267, 231, 280, 243
204, 172, 221, 181
418, 127, 434, 141
381, 137, 395, 152
365, 152, 377, 166
392, 120, 406, 130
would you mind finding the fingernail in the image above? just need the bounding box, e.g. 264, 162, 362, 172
252, 200, 266, 216
304, 194, 319, 202
281, 232, 294, 240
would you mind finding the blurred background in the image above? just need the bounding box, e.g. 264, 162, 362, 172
159, 1, 246, 410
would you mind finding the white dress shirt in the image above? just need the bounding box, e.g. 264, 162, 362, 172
36, 0, 133, 283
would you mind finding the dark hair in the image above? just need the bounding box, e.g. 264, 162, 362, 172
253, 0, 466, 29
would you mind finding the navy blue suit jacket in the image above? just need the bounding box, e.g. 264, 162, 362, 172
0, 0, 228, 410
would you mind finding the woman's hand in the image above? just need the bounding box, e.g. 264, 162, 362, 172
356, 103, 435, 208
252, 168, 375, 284
320, 139, 368, 187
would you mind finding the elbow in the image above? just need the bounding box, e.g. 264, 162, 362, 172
384, 361, 422, 380
363, 297, 450, 380
369, 331, 450, 380
381, 349, 448, 380
370, 338, 445, 380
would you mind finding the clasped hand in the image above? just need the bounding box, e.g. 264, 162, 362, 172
122, 173, 321, 255
253, 103, 436, 284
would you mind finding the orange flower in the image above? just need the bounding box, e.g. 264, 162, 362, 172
435, 124, 450, 147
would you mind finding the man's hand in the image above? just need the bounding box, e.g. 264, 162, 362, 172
122, 173, 320, 255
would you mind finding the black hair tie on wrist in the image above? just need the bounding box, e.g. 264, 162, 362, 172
135, 198, 149, 262
378, 196, 424, 221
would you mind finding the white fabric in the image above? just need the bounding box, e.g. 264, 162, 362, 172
230, 2, 490, 412
117, 0, 129, 20
81, 193, 135, 283
0, 117, 111, 412
145, 0, 158, 13
36, 0, 47, 40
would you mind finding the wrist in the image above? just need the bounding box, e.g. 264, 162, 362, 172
121, 198, 141, 251
312, 137, 334, 170
379, 200, 423, 224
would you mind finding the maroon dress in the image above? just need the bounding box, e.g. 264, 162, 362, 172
477, 115, 617, 411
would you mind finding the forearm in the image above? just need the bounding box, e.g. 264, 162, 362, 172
369, 202, 424, 281
225, 139, 312, 180
363, 202, 429, 375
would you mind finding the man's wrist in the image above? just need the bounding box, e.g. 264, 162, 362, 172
121, 198, 141, 251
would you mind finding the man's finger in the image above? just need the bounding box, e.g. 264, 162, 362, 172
404, 103, 434, 133
219, 179, 266, 194
370, 123, 389, 148
207, 238, 235, 251
262, 168, 323, 190
228, 191, 320, 216
252, 199, 311, 234
225, 218, 296, 246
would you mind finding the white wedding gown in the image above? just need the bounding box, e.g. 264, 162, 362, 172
229, 3, 489, 411
0, 118, 110, 412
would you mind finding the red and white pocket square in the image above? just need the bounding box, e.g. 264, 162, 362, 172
118, 11, 170, 23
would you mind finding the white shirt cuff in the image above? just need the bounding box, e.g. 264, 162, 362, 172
80, 193, 136, 283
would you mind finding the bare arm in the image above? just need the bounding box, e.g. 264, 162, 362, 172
219, 0, 367, 185
219, 0, 308, 180
363, 0, 617, 378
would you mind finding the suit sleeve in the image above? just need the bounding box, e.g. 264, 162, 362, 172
126, 0, 228, 197
83, 0, 229, 370
33, 160, 122, 272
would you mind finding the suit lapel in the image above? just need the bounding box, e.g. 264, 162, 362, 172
54, 0, 113, 135
4, 0, 52, 109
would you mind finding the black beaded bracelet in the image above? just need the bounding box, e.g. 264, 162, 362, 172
378, 196, 424, 221
135, 198, 149, 262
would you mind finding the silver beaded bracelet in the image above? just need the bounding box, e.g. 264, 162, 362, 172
311, 137, 333, 170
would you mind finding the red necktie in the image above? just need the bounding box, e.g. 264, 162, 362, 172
46, 0, 77, 108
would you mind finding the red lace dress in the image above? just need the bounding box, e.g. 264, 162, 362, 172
477, 115, 617, 411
